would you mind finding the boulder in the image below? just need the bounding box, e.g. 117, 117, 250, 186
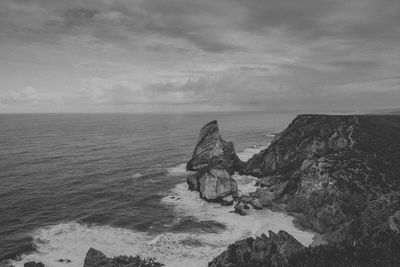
388, 211, 400, 233
198, 166, 238, 201
250, 198, 263, 209
254, 188, 276, 206
83, 248, 163, 267
234, 201, 247, 216
57, 259, 71, 263
258, 175, 283, 188
186, 172, 201, 191
186, 120, 242, 174
221, 195, 234, 206
84, 248, 109, 267
24, 262, 44, 267
209, 230, 304, 267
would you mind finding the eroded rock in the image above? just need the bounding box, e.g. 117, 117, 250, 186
24, 262, 44, 267
199, 167, 238, 201
83, 248, 163, 267
242, 115, 400, 239
186, 120, 243, 174
209, 230, 304, 267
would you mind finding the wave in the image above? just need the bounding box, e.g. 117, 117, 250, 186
161, 182, 314, 248
166, 163, 189, 175
236, 145, 268, 162
132, 173, 143, 179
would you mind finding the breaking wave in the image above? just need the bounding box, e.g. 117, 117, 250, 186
8, 145, 314, 267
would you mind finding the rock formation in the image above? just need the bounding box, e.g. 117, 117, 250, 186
241, 115, 400, 240
187, 120, 243, 174
24, 262, 44, 267
186, 120, 242, 204
209, 230, 304, 267
201, 114, 400, 266
187, 165, 238, 202
83, 248, 163, 267
211, 228, 400, 267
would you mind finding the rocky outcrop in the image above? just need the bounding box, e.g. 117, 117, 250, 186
187, 165, 238, 202
184, 115, 400, 266
83, 248, 163, 267
241, 115, 400, 240
210, 230, 400, 267
186, 121, 242, 204
289, 229, 400, 267
187, 120, 243, 174
209, 230, 304, 267
24, 262, 44, 267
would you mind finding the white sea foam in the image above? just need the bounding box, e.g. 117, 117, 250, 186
233, 173, 259, 195
236, 145, 268, 162
166, 163, 190, 175
7, 221, 221, 267
9, 146, 314, 267
132, 173, 143, 178
162, 183, 314, 247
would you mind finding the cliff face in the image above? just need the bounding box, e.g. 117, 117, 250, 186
210, 228, 400, 267
210, 114, 400, 266
242, 115, 400, 239
187, 120, 243, 174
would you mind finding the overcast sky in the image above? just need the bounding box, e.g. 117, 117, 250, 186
0, 0, 399, 113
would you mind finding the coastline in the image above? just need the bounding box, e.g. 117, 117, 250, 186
6, 145, 316, 267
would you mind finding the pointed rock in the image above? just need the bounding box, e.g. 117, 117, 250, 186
186, 120, 242, 174
84, 248, 109, 267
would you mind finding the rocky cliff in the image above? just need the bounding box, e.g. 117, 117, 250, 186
206, 114, 400, 266
241, 114, 400, 240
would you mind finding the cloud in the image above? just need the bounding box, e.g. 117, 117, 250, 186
0, 86, 40, 105
80, 78, 208, 105
0, 0, 399, 112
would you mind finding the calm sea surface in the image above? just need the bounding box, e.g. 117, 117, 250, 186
0, 112, 313, 267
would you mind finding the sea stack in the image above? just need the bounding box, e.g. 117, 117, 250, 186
186, 120, 243, 174
186, 121, 242, 203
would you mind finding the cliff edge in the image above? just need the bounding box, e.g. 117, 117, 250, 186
207, 114, 400, 266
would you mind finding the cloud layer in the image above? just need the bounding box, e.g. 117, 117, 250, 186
0, 0, 399, 112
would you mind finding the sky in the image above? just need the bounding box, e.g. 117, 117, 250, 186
0, 0, 399, 113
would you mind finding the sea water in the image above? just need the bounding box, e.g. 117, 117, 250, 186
0, 111, 313, 267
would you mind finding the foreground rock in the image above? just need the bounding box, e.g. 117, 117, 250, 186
83, 248, 163, 267
210, 229, 400, 267
242, 115, 400, 241
209, 230, 304, 267
24, 262, 44, 267
234, 201, 249, 215
187, 120, 243, 174
187, 165, 238, 202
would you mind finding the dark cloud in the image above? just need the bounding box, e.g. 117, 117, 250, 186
2, 0, 399, 50
0, 0, 399, 112
235, 0, 400, 42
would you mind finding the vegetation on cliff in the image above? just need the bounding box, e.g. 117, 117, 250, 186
205, 115, 400, 266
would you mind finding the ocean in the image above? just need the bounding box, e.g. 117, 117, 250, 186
0, 111, 315, 267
